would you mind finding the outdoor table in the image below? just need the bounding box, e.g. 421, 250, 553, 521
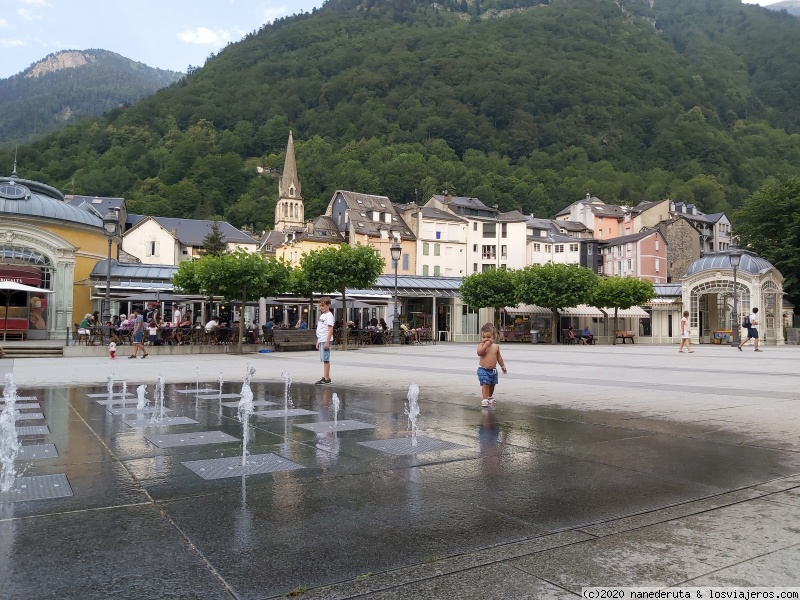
90, 326, 118, 346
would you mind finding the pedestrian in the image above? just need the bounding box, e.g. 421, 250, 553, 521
109, 340, 116, 360
738, 307, 762, 352
171, 303, 182, 326
315, 296, 334, 385
476, 322, 507, 407
128, 309, 149, 359
678, 310, 694, 353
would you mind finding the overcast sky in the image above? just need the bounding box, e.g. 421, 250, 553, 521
0, 0, 786, 79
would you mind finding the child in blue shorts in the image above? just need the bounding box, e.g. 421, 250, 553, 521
476, 323, 507, 408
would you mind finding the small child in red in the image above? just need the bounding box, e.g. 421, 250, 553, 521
109, 341, 116, 360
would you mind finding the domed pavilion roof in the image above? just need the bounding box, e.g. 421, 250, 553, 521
0, 174, 103, 228
685, 251, 775, 277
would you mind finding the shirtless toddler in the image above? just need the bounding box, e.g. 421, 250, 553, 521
476, 323, 507, 407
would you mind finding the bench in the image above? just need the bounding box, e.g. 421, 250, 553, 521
615, 330, 636, 344
273, 330, 318, 352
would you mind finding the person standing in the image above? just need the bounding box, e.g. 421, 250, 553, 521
109, 340, 116, 360
315, 296, 334, 385
476, 323, 507, 407
738, 307, 762, 352
171, 303, 182, 326
678, 310, 694, 353
128, 309, 149, 359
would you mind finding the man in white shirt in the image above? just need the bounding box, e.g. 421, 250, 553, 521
171, 303, 182, 326
738, 307, 762, 352
315, 297, 334, 385
205, 317, 219, 333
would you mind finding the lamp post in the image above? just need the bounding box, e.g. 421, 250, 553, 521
390, 237, 402, 345
102, 209, 119, 324
729, 243, 742, 347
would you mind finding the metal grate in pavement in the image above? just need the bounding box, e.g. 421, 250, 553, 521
173, 388, 218, 394
15, 396, 40, 401
15, 426, 50, 436
182, 454, 304, 480
15, 412, 45, 421
295, 420, 376, 434
9, 403, 41, 410
145, 430, 239, 448
196, 393, 242, 400
358, 436, 467, 456
109, 407, 172, 416
221, 400, 277, 408
0, 474, 72, 502
86, 393, 134, 398
253, 409, 319, 418
16, 444, 58, 460
124, 417, 199, 428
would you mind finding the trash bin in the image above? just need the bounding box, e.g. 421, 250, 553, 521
530, 330, 539, 344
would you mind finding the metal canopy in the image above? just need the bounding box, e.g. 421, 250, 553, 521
559, 304, 604, 317
504, 304, 550, 316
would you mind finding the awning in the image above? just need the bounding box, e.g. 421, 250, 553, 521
504, 304, 550, 316
648, 298, 681, 305
601, 306, 649, 318
559, 304, 604, 317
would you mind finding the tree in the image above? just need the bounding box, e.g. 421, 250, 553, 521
592, 276, 656, 345
459, 268, 516, 329
201, 220, 227, 256
734, 177, 800, 306
514, 264, 598, 344
172, 248, 291, 353
300, 244, 384, 348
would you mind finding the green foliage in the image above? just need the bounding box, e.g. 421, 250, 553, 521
0, 50, 182, 146
201, 221, 227, 256
300, 244, 384, 296
734, 177, 800, 305
515, 264, 598, 344
592, 276, 656, 344
172, 248, 291, 352
459, 269, 516, 325
2, 0, 800, 224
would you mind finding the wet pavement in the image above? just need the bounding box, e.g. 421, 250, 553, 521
1, 344, 800, 598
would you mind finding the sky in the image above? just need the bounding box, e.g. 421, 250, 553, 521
0, 0, 326, 78
0, 0, 787, 79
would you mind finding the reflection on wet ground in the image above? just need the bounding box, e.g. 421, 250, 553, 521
2, 379, 800, 599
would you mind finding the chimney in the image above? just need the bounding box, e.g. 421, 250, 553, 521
306, 220, 314, 234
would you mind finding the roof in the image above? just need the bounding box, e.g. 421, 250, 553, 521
556, 195, 606, 217
0, 176, 103, 229
334, 191, 416, 241
368, 274, 463, 297
421, 206, 466, 223
685, 251, 775, 277
599, 230, 663, 246
431, 195, 492, 210
281, 216, 347, 245
129, 216, 257, 246
126, 213, 148, 230
64, 195, 125, 217
90, 260, 178, 280
496, 210, 527, 222
556, 220, 591, 232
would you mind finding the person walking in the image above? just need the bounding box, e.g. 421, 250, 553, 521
108, 340, 116, 360
128, 309, 149, 359
738, 307, 762, 352
476, 323, 507, 407
315, 296, 334, 385
678, 310, 694, 353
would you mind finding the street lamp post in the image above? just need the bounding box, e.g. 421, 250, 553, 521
390, 237, 402, 345
729, 243, 743, 347
102, 209, 120, 324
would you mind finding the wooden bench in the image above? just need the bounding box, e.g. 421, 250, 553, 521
1, 330, 26, 341
615, 330, 636, 344
273, 330, 318, 352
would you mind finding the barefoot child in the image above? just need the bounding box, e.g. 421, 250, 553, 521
109, 340, 116, 360
477, 323, 507, 407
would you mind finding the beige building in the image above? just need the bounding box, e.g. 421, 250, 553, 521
275, 216, 346, 266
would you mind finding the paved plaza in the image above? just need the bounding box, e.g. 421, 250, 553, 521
1, 342, 799, 599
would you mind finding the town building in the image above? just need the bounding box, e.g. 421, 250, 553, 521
396, 204, 468, 277
526, 217, 599, 271
275, 215, 346, 266
598, 230, 667, 283
273, 130, 304, 233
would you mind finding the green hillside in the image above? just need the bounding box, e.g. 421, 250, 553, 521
3, 0, 800, 233
0, 49, 183, 146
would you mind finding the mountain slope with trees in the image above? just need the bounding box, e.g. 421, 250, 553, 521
2, 0, 800, 236
0, 49, 183, 146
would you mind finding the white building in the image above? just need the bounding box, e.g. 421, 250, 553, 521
397, 204, 468, 277
122, 216, 257, 265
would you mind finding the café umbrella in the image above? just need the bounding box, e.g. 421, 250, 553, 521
0, 281, 54, 342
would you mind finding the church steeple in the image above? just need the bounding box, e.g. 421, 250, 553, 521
275, 130, 304, 232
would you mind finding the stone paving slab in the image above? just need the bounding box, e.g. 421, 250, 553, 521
0, 474, 72, 503
182, 453, 305, 480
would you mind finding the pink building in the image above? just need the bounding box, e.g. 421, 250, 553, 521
598, 230, 667, 283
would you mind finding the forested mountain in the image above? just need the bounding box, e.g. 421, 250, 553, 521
0, 50, 183, 146
765, 1, 800, 17
3, 0, 800, 235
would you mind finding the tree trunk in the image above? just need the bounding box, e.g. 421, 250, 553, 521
237, 287, 246, 354
613, 308, 619, 346
551, 308, 559, 344
341, 290, 349, 350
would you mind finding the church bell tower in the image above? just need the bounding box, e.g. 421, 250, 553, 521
274, 130, 304, 232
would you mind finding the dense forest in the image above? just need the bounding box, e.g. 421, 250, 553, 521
0, 50, 182, 146
2, 0, 800, 235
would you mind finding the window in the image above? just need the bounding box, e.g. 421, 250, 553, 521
423, 242, 429, 256
545, 245, 552, 253
483, 223, 496, 238
533, 243, 541, 252
422, 265, 429, 276
473, 244, 478, 252
146, 241, 159, 257
402, 253, 409, 270
627, 259, 632, 270
655, 259, 660, 273
473, 223, 478, 231
435, 231, 442, 239
434, 244, 440, 256
625, 227, 630, 234
598, 229, 603, 237
626, 243, 632, 255
587, 244, 593, 255
482, 245, 496, 260
616, 261, 621, 275
474, 263, 478, 272
500, 245, 507, 259
482, 264, 495, 272
434, 265, 441, 276
569, 244, 578, 252
501, 223, 507, 238
655, 239, 659, 251
555, 245, 564, 253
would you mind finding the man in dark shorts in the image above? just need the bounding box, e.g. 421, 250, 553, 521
128, 309, 149, 359
738, 307, 762, 352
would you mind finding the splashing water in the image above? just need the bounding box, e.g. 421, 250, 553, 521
218, 372, 224, 395
121, 381, 128, 407
195, 367, 200, 391
151, 375, 166, 423
106, 372, 115, 395
281, 371, 293, 410
404, 383, 420, 447
1, 373, 21, 492
237, 364, 256, 466
332, 393, 340, 428
136, 385, 148, 411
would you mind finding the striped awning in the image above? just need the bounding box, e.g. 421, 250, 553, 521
601, 306, 649, 318
559, 304, 604, 317
504, 304, 550, 316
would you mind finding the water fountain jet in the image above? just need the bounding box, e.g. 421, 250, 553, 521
404, 383, 420, 447
0, 373, 21, 492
